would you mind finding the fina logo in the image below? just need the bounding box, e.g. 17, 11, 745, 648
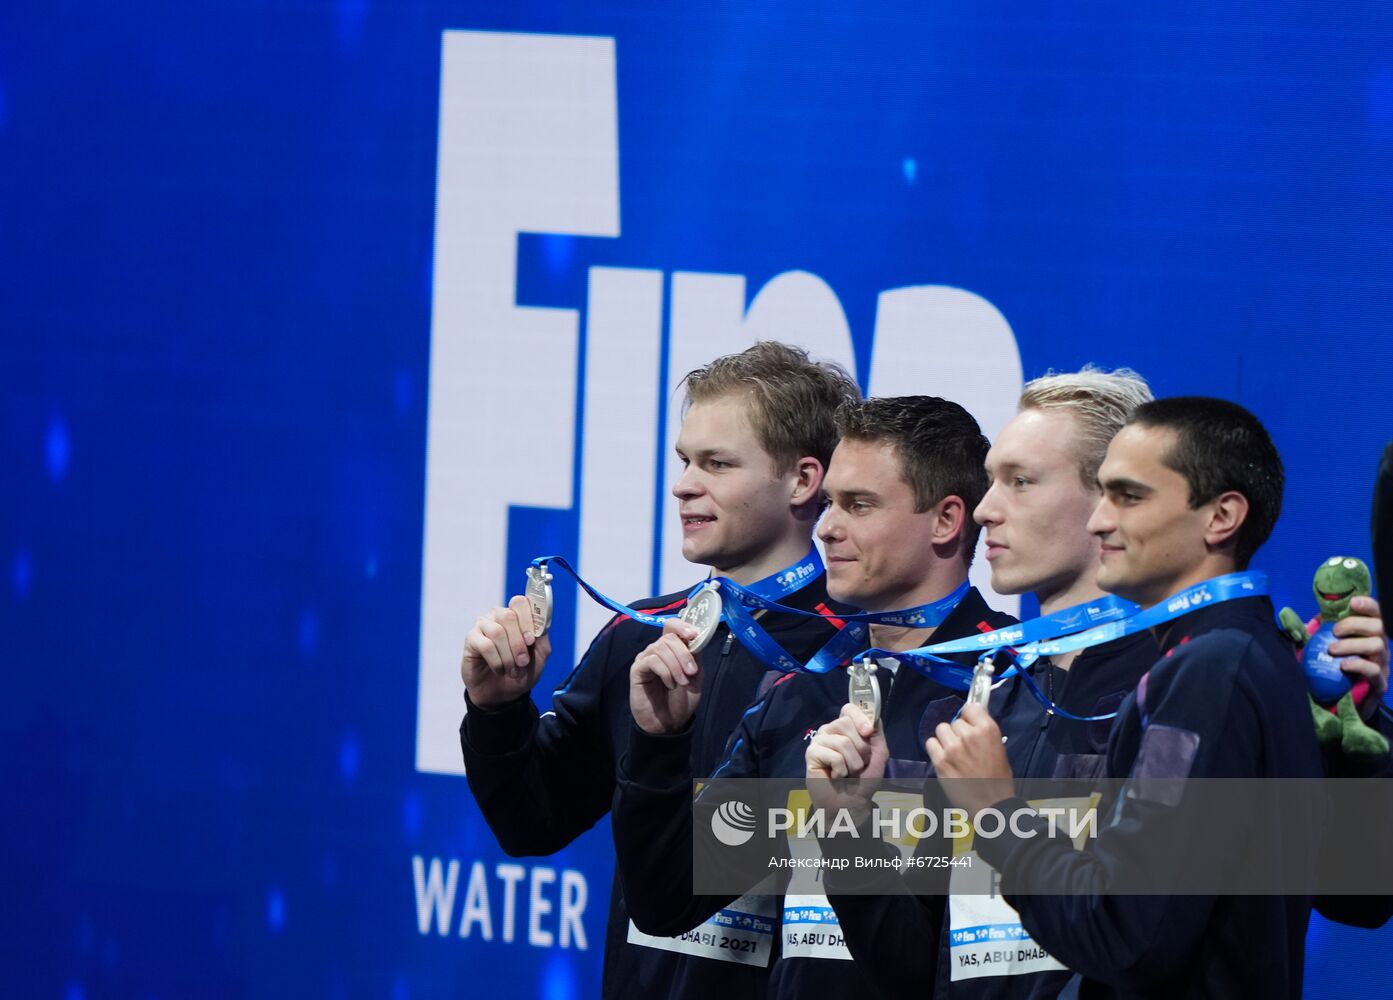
712, 800, 758, 847
413, 29, 1024, 776
778, 564, 815, 588
983, 627, 1024, 645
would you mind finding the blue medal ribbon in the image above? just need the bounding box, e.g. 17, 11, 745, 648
720, 580, 972, 686
917, 594, 1138, 656
529, 551, 846, 670
530, 549, 964, 679
530, 556, 691, 629
696, 567, 1016, 689
992, 572, 1269, 721
719, 592, 872, 675
530, 548, 825, 625
532, 558, 1264, 711
849, 593, 1138, 693
725, 549, 825, 602
712, 567, 972, 627
1012, 571, 1267, 665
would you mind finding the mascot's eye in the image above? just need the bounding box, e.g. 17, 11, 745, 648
1328, 557, 1342, 566
1343, 559, 1358, 569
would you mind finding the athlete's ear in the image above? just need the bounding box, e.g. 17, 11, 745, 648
932, 495, 967, 547
1203, 490, 1248, 552
789, 456, 825, 507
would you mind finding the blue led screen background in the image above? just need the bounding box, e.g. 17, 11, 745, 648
4, 3, 1393, 998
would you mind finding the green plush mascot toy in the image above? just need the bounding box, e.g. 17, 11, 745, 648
1279, 556, 1388, 759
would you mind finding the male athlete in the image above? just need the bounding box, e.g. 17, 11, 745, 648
809, 368, 1161, 999
459, 342, 857, 998
929, 397, 1332, 997
613, 395, 1016, 998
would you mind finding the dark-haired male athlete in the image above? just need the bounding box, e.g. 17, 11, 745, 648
931, 397, 1328, 998
614, 395, 1016, 999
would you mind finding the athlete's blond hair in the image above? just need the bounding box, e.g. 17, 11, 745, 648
1018, 366, 1154, 489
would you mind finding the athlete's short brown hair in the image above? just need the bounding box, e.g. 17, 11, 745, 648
682, 341, 860, 473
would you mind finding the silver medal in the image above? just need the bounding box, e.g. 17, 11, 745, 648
966, 656, 995, 708
679, 581, 723, 653
848, 657, 881, 727
524, 564, 554, 638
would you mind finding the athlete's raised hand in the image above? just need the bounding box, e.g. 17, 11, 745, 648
630, 617, 704, 735
461, 595, 552, 708
806, 703, 888, 822
927, 703, 1016, 820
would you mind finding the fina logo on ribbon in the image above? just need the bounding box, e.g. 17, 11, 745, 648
1087, 604, 1126, 622
979, 627, 1025, 646
413, 29, 1025, 776
778, 564, 816, 589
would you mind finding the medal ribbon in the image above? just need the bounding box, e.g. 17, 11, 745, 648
712, 562, 975, 627
531, 556, 694, 629
834, 590, 1133, 692
856, 594, 1138, 697
717, 581, 971, 686
529, 552, 844, 668
990, 572, 1269, 721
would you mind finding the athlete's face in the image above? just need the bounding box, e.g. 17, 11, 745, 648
1088, 424, 1214, 607
672, 395, 799, 572
817, 437, 948, 611
975, 408, 1100, 600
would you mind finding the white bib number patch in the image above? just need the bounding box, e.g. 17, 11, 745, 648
627, 893, 776, 967
948, 796, 1097, 982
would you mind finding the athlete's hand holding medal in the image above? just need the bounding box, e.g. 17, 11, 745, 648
630, 582, 724, 736
927, 702, 1015, 818
805, 701, 889, 823
461, 582, 555, 709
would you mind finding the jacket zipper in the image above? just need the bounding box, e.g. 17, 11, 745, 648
695, 631, 738, 774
